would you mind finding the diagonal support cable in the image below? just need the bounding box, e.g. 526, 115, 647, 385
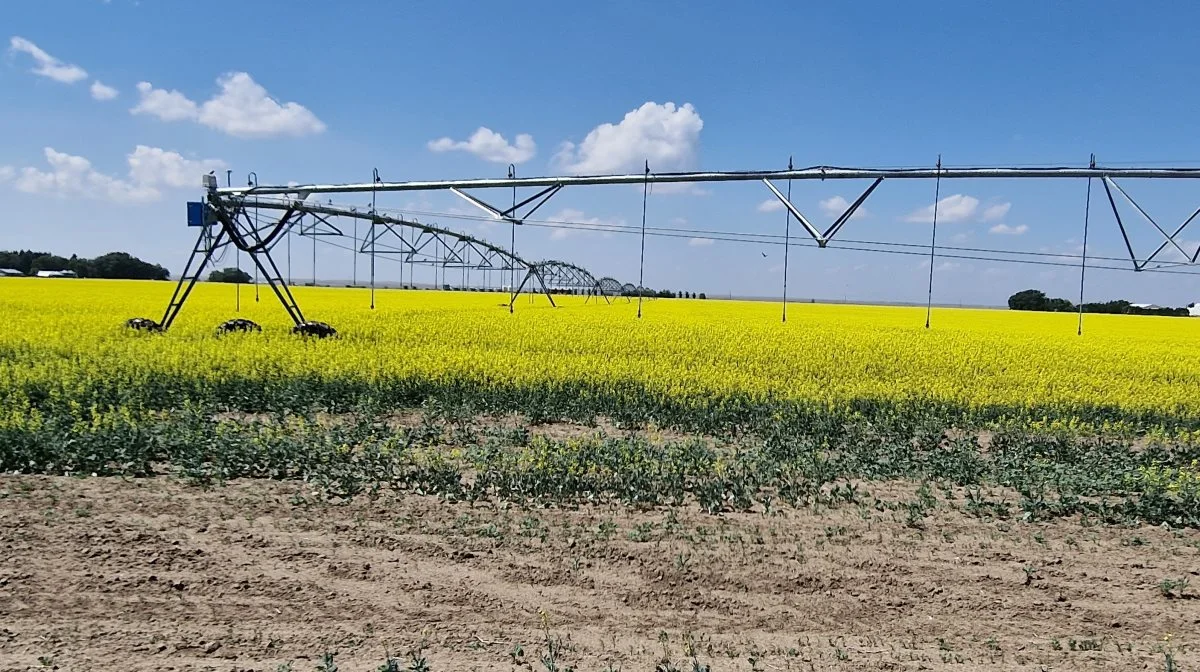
762, 179, 823, 245
451, 184, 563, 226
822, 178, 884, 242
1101, 178, 1141, 270
1104, 177, 1192, 264
1144, 205, 1200, 265
503, 184, 562, 218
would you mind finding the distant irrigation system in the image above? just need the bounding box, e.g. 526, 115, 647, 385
129, 156, 1200, 336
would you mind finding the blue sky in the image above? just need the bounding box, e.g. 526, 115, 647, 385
6, 1, 1200, 306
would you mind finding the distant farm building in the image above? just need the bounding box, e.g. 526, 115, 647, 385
1130, 303, 1162, 310
1189, 303, 1200, 317
0, 268, 24, 277
35, 270, 78, 278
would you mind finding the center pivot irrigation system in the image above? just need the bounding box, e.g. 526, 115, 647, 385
130, 156, 1200, 336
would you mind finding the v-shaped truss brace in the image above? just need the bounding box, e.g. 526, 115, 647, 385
761, 177, 883, 247
296, 211, 344, 238
1102, 177, 1200, 271
359, 221, 520, 271
450, 183, 564, 226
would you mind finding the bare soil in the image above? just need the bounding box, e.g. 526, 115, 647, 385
2, 475, 1198, 672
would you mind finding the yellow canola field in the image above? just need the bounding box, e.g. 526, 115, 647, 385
3, 277, 1200, 422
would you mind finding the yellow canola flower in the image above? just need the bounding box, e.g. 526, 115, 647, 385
2, 277, 1200, 424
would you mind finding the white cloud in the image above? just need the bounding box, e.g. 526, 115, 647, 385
0, 166, 13, 182
13, 148, 157, 203
126, 145, 226, 189
5, 145, 225, 204
904, 194, 979, 224
9, 36, 87, 84
132, 72, 325, 138
951, 232, 969, 243
819, 195, 869, 220
1157, 238, 1200, 263
688, 237, 714, 246
670, 216, 688, 225
428, 127, 536, 164
981, 202, 1011, 222
199, 72, 325, 137
919, 259, 964, 272
553, 101, 703, 174
988, 223, 1029, 235
132, 81, 198, 121
757, 198, 785, 213
646, 182, 708, 196
546, 208, 622, 240
89, 80, 118, 101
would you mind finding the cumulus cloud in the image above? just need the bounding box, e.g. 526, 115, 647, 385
981, 202, 1011, 222
90, 80, 118, 101
132, 81, 198, 121
0, 166, 13, 182
1160, 238, 1200, 263
131, 72, 325, 138
688, 237, 714, 246
819, 195, 869, 220
4, 146, 225, 204
126, 145, 226, 189
988, 223, 1029, 235
546, 208, 623, 240
553, 102, 703, 174
919, 259, 965, 272
12, 148, 158, 203
904, 194, 980, 224
199, 73, 325, 137
428, 127, 536, 164
9, 36, 87, 84
757, 198, 785, 213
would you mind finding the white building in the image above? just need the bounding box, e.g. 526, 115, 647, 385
1189, 303, 1200, 317
34, 270, 78, 278
0, 268, 24, 277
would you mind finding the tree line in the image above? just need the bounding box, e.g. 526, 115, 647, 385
0, 250, 170, 280
1008, 289, 1190, 317
205, 267, 707, 298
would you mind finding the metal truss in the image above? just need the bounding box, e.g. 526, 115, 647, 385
154, 191, 625, 331
1100, 176, 1200, 271
226, 165, 1200, 198
533, 260, 610, 303
161, 195, 304, 330
229, 161, 1200, 269
597, 276, 630, 302
150, 160, 1200, 332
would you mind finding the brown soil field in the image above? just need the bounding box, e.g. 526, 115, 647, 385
1, 475, 1198, 672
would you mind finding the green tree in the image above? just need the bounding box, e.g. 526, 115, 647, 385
208, 267, 253, 283
1044, 297, 1074, 312
84, 252, 169, 280
29, 254, 71, 274
1008, 289, 1048, 311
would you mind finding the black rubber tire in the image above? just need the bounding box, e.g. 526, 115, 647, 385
125, 317, 163, 332
216, 318, 262, 334
292, 321, 337, 338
